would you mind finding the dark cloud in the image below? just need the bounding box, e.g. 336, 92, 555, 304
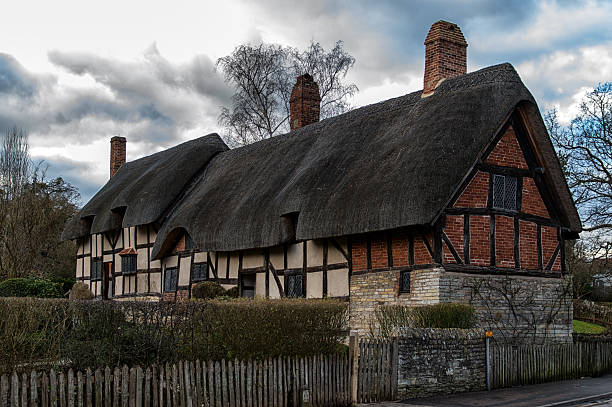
0, 53, 40, 97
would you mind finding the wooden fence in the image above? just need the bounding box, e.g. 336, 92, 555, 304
491, 340, 612, 388
356, 339, 398, 403
0, 355, 351, 407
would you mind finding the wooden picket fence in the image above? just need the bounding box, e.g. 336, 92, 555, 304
491, 340, 612, 388
356, 338, 398, 403
0, 355, 351, 407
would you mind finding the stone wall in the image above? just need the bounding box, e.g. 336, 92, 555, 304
397, 328, 486, 398
349, 267, 573, 343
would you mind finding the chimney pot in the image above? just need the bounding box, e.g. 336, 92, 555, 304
423, 20, 467, 95
110, 136, 126, 178
289, 73, 321, 131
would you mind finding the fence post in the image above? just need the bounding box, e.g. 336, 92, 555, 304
349, 333, 359, 406
485, 331, 493, 391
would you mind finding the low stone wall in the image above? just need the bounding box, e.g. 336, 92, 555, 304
397, 328, 486, 398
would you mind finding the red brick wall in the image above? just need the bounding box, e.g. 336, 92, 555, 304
454, 171, 489, 208
351, 237, 367, 272
486, 127, 528, 169
522, 177, 549, 218
414, 233, 433, 265
371, 235, 388, 269
444, 215, 464, 263
542, 226, 561, 271
392, 231, 410, 267
495, 215, 514, 268
470, 216, 490, 266
173, 235, 185, 253
520, 221, 538, 269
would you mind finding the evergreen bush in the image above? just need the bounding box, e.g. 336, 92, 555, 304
192, 281, 226, 299
0, 278, 64, 298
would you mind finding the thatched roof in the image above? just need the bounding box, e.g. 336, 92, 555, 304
62, 63, 581, 257
61, 134, 228, 240
148, 63, 580, 258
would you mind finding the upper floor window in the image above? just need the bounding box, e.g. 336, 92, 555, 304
493, 175, 517, 211
121, 254, 137, 275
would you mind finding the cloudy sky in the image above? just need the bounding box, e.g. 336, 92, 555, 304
1, 0, 611, 203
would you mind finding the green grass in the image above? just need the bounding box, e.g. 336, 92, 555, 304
573, 319, 608, 334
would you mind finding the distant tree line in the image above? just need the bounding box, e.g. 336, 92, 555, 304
0, 126, 79, 281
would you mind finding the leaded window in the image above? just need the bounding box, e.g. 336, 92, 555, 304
91, 258, 102, 281
121, 255, 137, 275
286, 274, 304, 298
191, 263, 207, 282
164, 267, 178, 292
493, 175, 517, 211
400, 270, 411, 293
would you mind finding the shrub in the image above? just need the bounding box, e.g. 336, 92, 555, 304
372, 303, 476, 338
0, 297, 348, 373
0, 278, 63, 298
50, 277, 76, 296
68, 282, 94, 300
192, 281, 226, 299
225, 286, 239, 298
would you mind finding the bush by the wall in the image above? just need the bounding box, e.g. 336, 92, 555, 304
192, 281, 226, 299
225, 286, 239, 298
0, 297, 348, 373
68, 282, 94, 300
50, 277, 76, 296
0, 278, 64, 298
372, 303, 476, 338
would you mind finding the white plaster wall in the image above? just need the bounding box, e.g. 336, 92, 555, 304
307, 271, 323, 298
243, 250, 264, 269
217, 253, 228, 278
287, 243, 303, 269
150, 272, 162, 293
255, 273, 266, 297
229, 253, 239, 278
178, 257, 191, 286
328, 268, 349, 297
137, 248, 148, 269
328, 239, 347, 264
194, 251, 207, 263
137, 274, 149, 293
269, 276, 283, 298
269, 247, 284, 270
307, 241, 324, 267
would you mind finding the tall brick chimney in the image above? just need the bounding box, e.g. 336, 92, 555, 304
110, 136, 126, 178
423, 20, 467, 95
289, 74, 321, 131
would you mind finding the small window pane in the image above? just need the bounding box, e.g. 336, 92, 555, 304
287, 274, 303, 298
91, 259, 102, 281
504, 176, 517, 210
400, 271, 411, 293
164, 267, 178, 292
493, 175, 505, 209
191, 263, 207, 282
241, 274, 256, 298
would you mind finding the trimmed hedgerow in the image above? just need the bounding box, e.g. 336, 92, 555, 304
372, 303, 477, 338
0, 297, 348, 373
0, 278, 65, 298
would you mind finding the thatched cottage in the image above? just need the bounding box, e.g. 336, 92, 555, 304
63, 21, 581, 342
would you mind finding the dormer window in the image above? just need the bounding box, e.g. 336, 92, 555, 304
119, 247, 137, 275
493, 175, 517, 211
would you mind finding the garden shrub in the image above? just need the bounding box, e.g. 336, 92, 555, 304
0, 297, 348, 373
0, 278, 63, 298
50, 277, 76, 296
192, 281, 226, 299
225, 286, 239, 298
68, 282, 94, 300
372, 303, 476, 338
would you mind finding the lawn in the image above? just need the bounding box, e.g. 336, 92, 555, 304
573, 319, 608, 334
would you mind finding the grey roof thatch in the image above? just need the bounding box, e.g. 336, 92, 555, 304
147, 63, 581, 258
61, 134, 228, 241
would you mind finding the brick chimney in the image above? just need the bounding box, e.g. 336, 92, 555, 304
423, 20, 467, 95
289, 73, 321, 131
110, 136, 126, 178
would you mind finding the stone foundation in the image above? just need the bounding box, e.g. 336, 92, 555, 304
349, 267, 573, 343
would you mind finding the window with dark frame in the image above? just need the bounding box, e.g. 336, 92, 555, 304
121, 254, 137, 275
400, 270, 411, 293
241, 273, 256, 298
164, 267, 178, 292
191, 262, 207, 282
286, 274, 304, 298
493, 174, 518, 211
91, 258, 102, 281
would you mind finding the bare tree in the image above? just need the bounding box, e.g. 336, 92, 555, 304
0, 127, 80, 279
217, 41, 357, 147
547, 83, 612, 298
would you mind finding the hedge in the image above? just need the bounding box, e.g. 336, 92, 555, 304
0, 297, 348, 373
0, 278, 67, 298
372, 303, 476, 338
